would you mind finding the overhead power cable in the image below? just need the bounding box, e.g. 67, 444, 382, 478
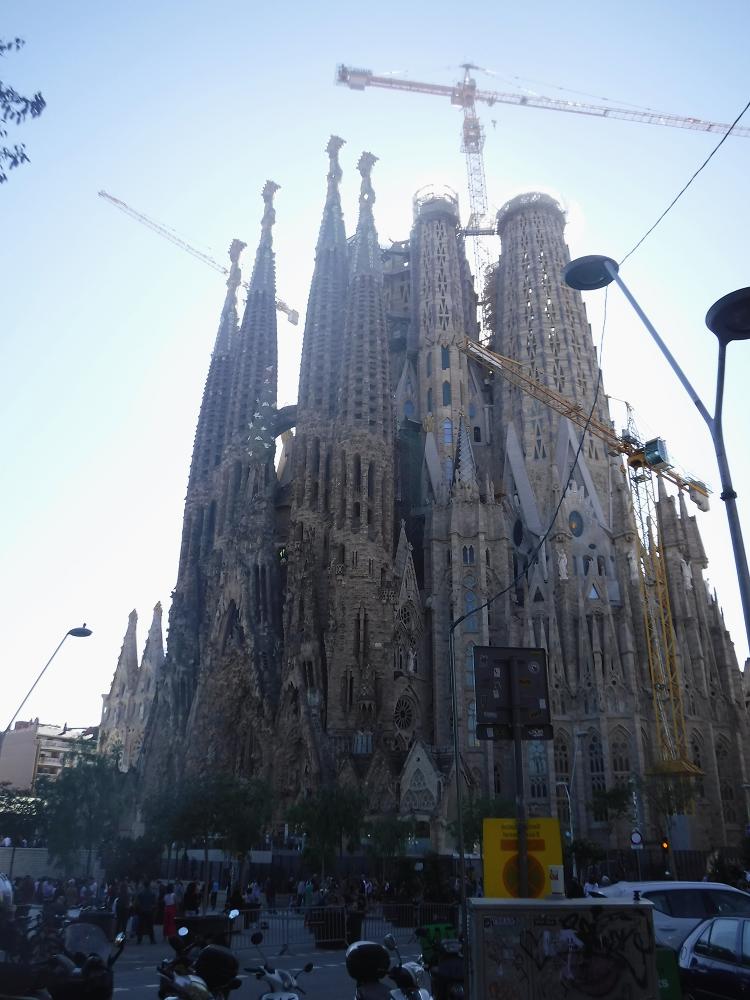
452, 289, 609, 632
619, 96, 750, 266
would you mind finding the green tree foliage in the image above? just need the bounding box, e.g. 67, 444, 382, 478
570, 837, 606, 874
148, 774, 271, 910
589, 785, 634, 828
0, 38, 46, 183
37, 740, 124, 875
288, 784, 366, 877
449, 794, 514, 854
0, 783, 43, 876
100, 835, 163, 882
364, 815, 416, 878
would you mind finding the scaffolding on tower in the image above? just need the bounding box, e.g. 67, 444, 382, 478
461, 337, 707, 775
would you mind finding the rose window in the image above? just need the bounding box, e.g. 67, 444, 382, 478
394, 697, 414, 731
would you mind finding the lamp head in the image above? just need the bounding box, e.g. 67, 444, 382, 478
705, 287, 750, 344
563, 255, 619, 291
68, 625, 92, 638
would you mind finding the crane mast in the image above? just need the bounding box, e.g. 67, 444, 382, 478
338, 62, 749, 343
98, 190, 299, 325
461, 337, 705, 774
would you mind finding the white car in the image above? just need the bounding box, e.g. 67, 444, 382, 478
592, 880, 750, 950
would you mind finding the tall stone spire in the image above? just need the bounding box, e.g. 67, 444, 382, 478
227, 181, 279, 445
297, 136, 348, 420
187, 239, 245, 491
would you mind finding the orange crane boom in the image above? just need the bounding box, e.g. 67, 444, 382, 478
98, 190, 299, 325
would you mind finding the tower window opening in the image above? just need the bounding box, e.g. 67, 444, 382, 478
443, 419, 453, 446
427, 388, 433, 412
442, 381, 451, 406
473, 426, 482, 442
441, 346, 450, 370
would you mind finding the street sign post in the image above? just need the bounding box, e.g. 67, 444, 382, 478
472, 647, 551, 898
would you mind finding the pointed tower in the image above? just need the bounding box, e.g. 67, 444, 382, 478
278, 139, 351, 795
140, 184, 283, 789
99, 610, 139, 759
324, 151, 396, 758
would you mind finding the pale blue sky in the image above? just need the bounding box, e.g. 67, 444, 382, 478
2, 0, 748, 729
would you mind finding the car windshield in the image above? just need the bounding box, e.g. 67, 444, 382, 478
706, 890, 750, 916
64, 922, 109, 959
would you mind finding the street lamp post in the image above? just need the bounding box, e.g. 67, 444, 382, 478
555, 780, 575, 875
564, 256, 750, 654
2, 625, 93, 739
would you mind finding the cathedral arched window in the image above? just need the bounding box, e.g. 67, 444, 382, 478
690, 734, 705, 798
716, 738, 737, 823
467, 701, 478, 747
473, 426, 482, 442
367, 462, 374, 499
610, 731, 631, 788
463, 545, 475, 565
463, 591, 479, 632
443, 419, 453, 446
529, 741, 548, 799
353, 454, 361, 495
404, 399, 415, 418
427, 388, 433, 412
441, 346, 450, 370
465, 645, 475, 689
442, 381, 451, 406
588, 733, 607, 821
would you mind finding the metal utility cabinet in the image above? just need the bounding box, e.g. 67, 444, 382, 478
467, 897, 659, 1000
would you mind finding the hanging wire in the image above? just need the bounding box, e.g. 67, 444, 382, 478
619, 96, 750, 266
452, 288, 609, 633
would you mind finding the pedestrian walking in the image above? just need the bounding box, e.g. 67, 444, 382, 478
135, 880, 157, 944
163, 883, 177, 939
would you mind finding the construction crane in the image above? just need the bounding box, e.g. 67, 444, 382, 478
461, 336, 706, 775
337, 62, 749, 339
98, 190, 299, 325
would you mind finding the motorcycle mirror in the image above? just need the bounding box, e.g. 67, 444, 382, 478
228, 908, 240, 920
115, 932, 126, 946
384, 933, 397, 951
178, 926, 189, 937
304, 962, 314, 973
251, 931, 263, 945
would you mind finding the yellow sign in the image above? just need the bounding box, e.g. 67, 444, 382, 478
483, 817, 563, 898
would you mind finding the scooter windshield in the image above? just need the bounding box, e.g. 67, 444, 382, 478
64, 922, 110, 959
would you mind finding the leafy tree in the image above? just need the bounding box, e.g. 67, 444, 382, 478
637, 771, 700, 879
288, 784, 366, 878
364, 814, 416, 879
100, 834, 163, 882
1, 38, 46, 183
157, 774, 271, 911
37, 740, 125, 875
0, 783, 43, 876
570, 837, 606, 876
449, 794, 513, 854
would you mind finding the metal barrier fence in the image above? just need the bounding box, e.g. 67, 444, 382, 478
230, 901, 457, 953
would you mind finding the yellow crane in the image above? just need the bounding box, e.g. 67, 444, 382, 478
98, 190, 299, 326
461, 336, 706, 774
338, 63, 749, 340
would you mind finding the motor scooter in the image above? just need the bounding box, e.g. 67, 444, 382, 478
0, 924, 126, 1000
345, 935, 431, 1000
245, 930, 313, 999
158, 910, 242, 1000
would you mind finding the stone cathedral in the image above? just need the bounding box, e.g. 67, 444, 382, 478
100, 137, 749, 854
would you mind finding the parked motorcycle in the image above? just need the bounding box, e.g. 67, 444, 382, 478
245, 930, 313, 999
415, 928, 463, 1000
158, 911, 242, 1000
0, 923, 125, 1000
345, 935, 431, 1000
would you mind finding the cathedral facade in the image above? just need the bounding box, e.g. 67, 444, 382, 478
100, 139, 749, 854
